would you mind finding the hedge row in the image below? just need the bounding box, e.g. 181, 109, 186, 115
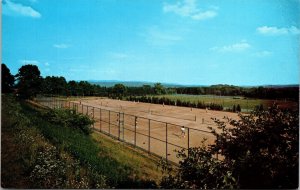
125, 96, 224, 111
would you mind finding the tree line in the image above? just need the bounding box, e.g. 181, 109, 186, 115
125, 96, 225, 111
2, 63, 298, 103
1, 64, 172, 99
175, 84, 299, 101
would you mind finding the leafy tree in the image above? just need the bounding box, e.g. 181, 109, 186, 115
113, 84, 127, 98
154, 83, 165, 95
160, 143, 237, 189
78, 81, 94, 96
42, 76, 67, 95
67, 80, 78, 96
1, 63, 15, 93
142, 85, 152, 95
160, 105, 299, 189
16, 64, 42, 99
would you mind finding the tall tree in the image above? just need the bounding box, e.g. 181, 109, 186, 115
113, 83, 127, 98
78, 81, 93, 96
41, 76, 67, 95
16, 64, 42, 99
154, 83, 165, 95
67, 80, 78, 96
1, 63, 15, 93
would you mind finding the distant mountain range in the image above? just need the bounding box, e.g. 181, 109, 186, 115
88, 80, 188, 87
87, 80, 299, 88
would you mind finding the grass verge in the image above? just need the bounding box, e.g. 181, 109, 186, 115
1, 94, 162, 188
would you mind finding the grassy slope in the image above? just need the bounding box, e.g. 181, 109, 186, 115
91, 132, 163, 182
1, 95, 163, 188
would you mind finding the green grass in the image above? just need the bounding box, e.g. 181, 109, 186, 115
153, 94, 298, 112
2, 94, 161, 188
91, 132, 163, 183
1, 94, 102, 188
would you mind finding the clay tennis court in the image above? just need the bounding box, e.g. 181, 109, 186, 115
37, 97, 239, 163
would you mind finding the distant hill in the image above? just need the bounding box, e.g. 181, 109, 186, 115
88, 80, 186, 87
262, 84, 299, 88
88, 80, 299, 88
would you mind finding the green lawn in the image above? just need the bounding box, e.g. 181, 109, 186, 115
154, 94, 298, 112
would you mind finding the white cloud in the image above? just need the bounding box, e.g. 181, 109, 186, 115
211, 41, 251, 53
163, 0, 217, 20
2, 0, 41, 18
257, 26, 300, 35
191, 10, 217, 20
289, 26, 300, 35
20, 59, 40, 65
142, 26, 183, 46
53, 43, 70, 49
253, 51, 273, 57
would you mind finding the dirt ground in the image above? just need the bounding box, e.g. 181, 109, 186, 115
69, 98, 239, 163
38, 97, 239, 163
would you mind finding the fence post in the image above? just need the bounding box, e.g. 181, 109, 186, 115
134, 116, 137, 147
122, 113, 124, 140
188, 127, 190, 158
86, 105, 88, 115
109, 110, 111, 135
69, 101, 70, 109
118, 112, 121, 140
82, 104, 83, 114
166, 123, 168, 162
148, 119, 151, 153
100, 108, 102, 132
92, 107, 95, 129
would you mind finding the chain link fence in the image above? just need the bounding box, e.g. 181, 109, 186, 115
35, 96, 216, 164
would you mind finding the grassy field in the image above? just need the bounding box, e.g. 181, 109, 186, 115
1, 95, 163, 188
154, 94, 298, 112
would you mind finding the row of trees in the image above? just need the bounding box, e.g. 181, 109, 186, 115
125, 96, 224, 111
2, 63, 298, 103
175, 85, 299, 101
1, 64, 170, 99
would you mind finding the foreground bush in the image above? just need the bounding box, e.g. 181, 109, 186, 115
1, 95, 109, 188
160, 105, 299, 189
42, 109, 94, 135
2, 96, 157, 188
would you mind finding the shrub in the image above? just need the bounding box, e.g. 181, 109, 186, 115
160, 105, 299, 189
42, 109, 94, 135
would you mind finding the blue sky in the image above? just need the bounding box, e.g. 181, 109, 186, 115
2, 0, 300, 85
